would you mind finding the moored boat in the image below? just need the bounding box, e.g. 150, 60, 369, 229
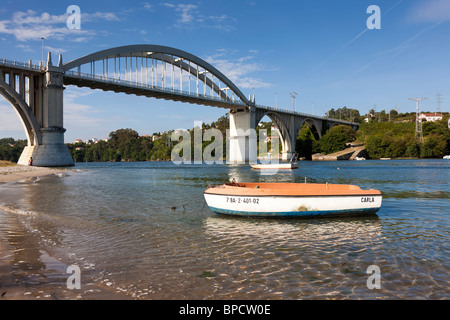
204, 182, 382, 218
250, 162, 299, 169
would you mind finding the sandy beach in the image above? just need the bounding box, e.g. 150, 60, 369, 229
0, 163, 67, 184
0, 164, 74, 300
0, 163, 132, 300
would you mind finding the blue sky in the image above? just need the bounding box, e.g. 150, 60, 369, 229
0, 0, 449, 142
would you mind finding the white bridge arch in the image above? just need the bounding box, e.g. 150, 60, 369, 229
0, 44, 359, 166
63, 44, 250, 109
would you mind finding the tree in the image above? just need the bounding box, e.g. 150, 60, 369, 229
0, 138, 27, 162
405, 142, 420, 158
365, 135, 390, 159
318, 125, 356, 154
296, 123, 318, 159
421, 134, 447, 158
325, 107, 360, 122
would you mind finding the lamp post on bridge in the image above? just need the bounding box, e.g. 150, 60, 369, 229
41, 37, 45, 68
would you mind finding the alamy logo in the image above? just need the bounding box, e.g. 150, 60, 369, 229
366, 5, 381, 30
170, 121, 280, 173
366, 265, 381, 289
66, 264, 81, 289
66, 5, 81, 30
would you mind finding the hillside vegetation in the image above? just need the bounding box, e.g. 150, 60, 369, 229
296, 111, 449, 159
1, 112, 449, 162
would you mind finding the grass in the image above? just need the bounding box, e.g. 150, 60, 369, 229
0, 160, 16, 167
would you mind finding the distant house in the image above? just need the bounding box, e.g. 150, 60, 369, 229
419, 112, 443, 122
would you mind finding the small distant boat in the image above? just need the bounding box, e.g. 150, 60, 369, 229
355, 157, 366, 161
204, 182, 382, 218
444, 155, 450, 159
250, 162, 299, 169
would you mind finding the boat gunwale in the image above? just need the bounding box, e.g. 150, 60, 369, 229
203, 191, 382, 198
204, 182, 382, 197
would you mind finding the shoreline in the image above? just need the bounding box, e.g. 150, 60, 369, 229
0, 164, 68, 184
0, 164, 132, 300
0, 211, 132, 300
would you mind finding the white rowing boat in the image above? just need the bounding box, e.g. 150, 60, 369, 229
250, 162, 299, 169
204, 182, 382, 218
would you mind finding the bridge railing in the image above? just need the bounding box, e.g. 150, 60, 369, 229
256, 104, 324, 119
255, 104, 359, 126
1, 57, 358, 126
64, 70, 248, 107
0, 58, 43, 72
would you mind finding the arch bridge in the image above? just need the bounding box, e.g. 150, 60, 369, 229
0, 45, 358, 166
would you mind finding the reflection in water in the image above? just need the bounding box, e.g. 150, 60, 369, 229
0, 160, 449, 299
0, 208, 68, 297
204, 215, 382, 248
200, 216, 386, 299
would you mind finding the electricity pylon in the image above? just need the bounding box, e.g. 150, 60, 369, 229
409, 97, 427, 143
290, 92, 297, 112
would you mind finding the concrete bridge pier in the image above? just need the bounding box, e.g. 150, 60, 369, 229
228, 107, 257, 164
280, 115, 296, 162
18, 53, 74, 167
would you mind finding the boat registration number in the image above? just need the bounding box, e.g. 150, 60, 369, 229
226, 197, 260, 204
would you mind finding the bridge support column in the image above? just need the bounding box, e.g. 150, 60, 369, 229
18, 53, 74, 167
228, 108, 257, 164
280, 115, 295, 161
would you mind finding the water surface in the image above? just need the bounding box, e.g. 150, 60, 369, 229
0, 159, 448, 299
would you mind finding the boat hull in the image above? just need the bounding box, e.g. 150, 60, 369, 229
250, 162, 298, 169
204, 182, 382, 218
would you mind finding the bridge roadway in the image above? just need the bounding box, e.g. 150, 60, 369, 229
0, 45, 358, 166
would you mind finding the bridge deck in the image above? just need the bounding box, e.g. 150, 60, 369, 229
64, 72, 247, 110
1, 56, 359, 127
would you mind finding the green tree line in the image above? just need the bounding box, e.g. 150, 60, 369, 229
0, 138, 27, 162
296, 112, 449, 159
1, 113, 449, 163
69, 129, 172, 162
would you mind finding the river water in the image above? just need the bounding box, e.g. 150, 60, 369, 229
0, 159, 448, 299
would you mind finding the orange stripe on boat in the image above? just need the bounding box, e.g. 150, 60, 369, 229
204, 182, 381, 197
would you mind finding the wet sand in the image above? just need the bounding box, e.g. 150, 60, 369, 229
0, 164, 131, 300
0, 218, 132, 300
0, 164, 67, 184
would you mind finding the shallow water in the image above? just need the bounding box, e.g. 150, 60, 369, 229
0, 159, 449, 299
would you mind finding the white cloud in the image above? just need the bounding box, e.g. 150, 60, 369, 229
162, 3, 235, 31
0, 87, 106, 138
177, 4, 197, 23
0, 9, 119, 42
162, 3, 196, 24
64, 87, 106, 128
44, 46, 67, 54
0, 101, 24, 131
16, 44, 34, 52
142, 3, 153, 11
409, 0, 450, 23
206, 50, 272, 89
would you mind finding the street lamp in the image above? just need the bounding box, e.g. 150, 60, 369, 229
41, 37, 45, 66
